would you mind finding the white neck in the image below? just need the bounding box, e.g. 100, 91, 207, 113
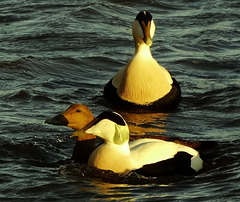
88, 141, 133, 174
134, 43, 152, 58
113, 35, 173, 105
112, 141, 131, 154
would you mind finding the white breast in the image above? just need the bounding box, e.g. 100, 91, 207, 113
113, 44, 173, 105
88, 142, 133, 175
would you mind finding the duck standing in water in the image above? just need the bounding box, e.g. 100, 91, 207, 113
104, 11, 181, 111
71, 111, 203, 176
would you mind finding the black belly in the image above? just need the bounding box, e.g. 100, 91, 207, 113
135, 152, 196, 177
103, 77, 181, 112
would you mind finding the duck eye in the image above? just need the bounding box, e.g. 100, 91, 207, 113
76, 109, 81, 113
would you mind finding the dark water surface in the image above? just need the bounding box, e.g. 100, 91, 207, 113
1, 0, 239, 201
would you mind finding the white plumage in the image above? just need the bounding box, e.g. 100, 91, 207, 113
112, 18, 172, 105
72, 111, 203, 176
103, 11, 181, 110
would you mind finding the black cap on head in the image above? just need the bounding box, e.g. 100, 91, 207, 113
95, 111, 126, 126
135, 11, 152, 26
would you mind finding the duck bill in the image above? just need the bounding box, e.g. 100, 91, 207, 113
45, 113, 68, 126
141, 21, 152, 46
70, 130, 88, 138
70, 116, 99, 138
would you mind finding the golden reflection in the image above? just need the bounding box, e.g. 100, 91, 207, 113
92, 180, 128, 190
87, 180, 135, 201
86, 180, 171, 201
117, 110, 169, 136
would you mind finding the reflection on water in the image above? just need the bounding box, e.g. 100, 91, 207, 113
118, 110, 168, 135
89, 181, 133, 200
0, 0, 239, 200
81, 177, 172, 201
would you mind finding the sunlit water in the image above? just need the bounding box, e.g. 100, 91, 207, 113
0, 0, 239, 200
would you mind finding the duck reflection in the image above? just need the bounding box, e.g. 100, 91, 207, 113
118, 110, 168, 136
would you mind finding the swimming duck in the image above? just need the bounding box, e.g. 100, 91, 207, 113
104, 11, 181, 111
45, 104, 97, 163
71, 111, 203, 176
45, 104, 212, 165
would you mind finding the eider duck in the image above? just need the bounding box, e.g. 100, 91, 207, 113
45, 104, 213, 166
71, 111, 203, 176
104, 11, 181, 111
45, 104, 96, 163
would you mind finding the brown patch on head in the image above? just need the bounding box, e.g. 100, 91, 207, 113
62, 104, 94, 131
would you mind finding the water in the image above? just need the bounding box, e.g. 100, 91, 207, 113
0, 0, 239, 200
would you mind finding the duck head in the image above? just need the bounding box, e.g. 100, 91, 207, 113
45, 104, 96, 141
71, 111, 130, 145
45, 104, 94, 130
132, 11, 155, 47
